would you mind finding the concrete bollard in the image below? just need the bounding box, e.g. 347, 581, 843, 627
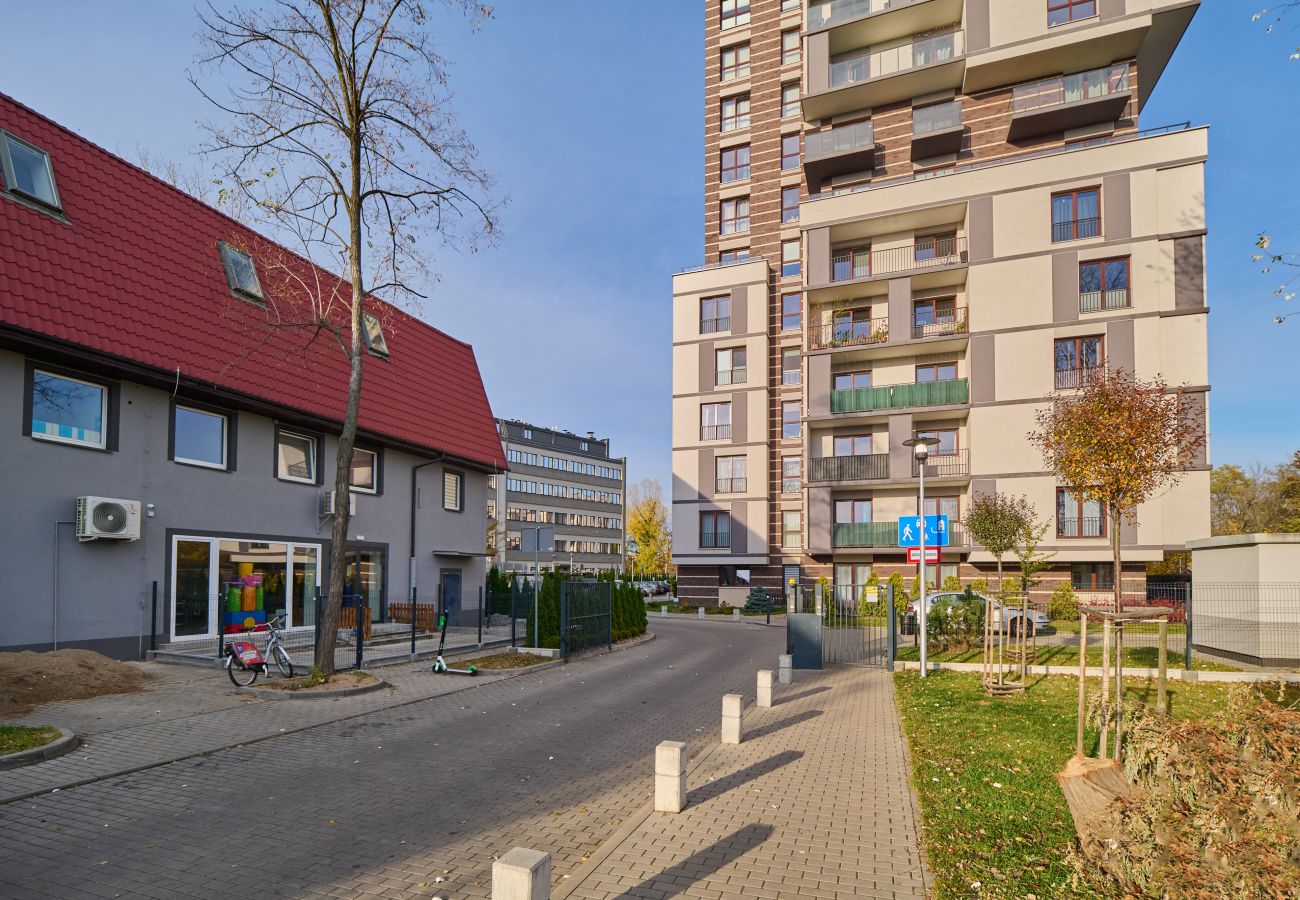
756, 670, 773, 708
721, 693, 744, 745
732, 608, 740, 622
778, 654, 792, 685
492, 847, 551, 900
661, 604, 668, 616
698, 607, 705, 619
655, 740, 688, 813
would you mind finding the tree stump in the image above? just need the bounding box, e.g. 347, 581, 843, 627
1056, 755, 1137, 852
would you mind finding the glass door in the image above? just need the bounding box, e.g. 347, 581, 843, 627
346, 550, 385, 623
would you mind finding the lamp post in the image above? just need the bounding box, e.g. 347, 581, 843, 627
903, 436, 940, 679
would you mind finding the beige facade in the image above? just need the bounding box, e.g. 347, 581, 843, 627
672, 0, 1209, 604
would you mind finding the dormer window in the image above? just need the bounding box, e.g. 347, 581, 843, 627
363, 313, 389, 357
218, 242, 263, 301
0, 132, 60, 210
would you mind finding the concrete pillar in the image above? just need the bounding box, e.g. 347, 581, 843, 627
492, 848, 551, 900
733, 608, 741, 622
660, 605, 667, 616
757, 670, 773, 708
655, 740, 688, 813
698, 607, 705, 619
722, 693, 744, 745
778, 654, 793, 685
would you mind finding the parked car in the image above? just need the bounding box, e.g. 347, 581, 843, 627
907, 592, 1054, 636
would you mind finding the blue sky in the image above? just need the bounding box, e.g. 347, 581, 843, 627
1, 2, 1296, 496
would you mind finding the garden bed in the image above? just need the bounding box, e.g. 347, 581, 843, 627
460, 652, 552, 670
0, 724, 59, 756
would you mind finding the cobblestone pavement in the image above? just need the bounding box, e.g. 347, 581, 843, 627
559, 665, 928, 900
0, 619, 797, 898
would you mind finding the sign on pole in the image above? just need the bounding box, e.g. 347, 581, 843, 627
520, 526, 555, 554
897, 515, 950, 548
907, 547, 940, 564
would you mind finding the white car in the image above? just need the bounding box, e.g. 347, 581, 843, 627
907, 591, 1054, 635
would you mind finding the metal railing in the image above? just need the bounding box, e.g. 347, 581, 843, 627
700, 531, 732, 549
830, 30, 964, 89
830, 377, 968, 413
1080, 288, 1130, 312
807, 0, 893, 29
715, 367, 746, 385
913, 99, 962, 135
832, 521, 968, 548
912, 306, 967, 339
829, 236, 967, 282
1054, 365, 1101, 390
809, 317, 889, 349
700, 316, 731, 334
911, 447, 969, 477
782, 477, 802, 493
1057, 517, 1106, 538
1012, 64, 1130, 114
715, 477, 747, 493
700, 424, 732, 440
805, 121, 875, 160
679, 254, 765, 275
809, 453, 890, 482
1052, 216, 1101, 242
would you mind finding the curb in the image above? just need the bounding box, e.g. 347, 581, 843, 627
235, 677, 390, 700
0, 726, 80, 771
653, 613, 786, 627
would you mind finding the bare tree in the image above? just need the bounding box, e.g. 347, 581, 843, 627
193, 0, 497, 676
1252, 5, 1300, 59
1253, 233, 1300, 324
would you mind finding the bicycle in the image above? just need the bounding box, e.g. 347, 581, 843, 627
225, 614, 295, 686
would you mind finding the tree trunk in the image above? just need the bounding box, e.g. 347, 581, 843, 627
1111, 506, 1124, 613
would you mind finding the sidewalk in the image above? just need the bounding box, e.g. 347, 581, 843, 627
557, 664, 928, 900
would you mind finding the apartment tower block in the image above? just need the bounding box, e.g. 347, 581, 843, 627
671, 0, 1208, 605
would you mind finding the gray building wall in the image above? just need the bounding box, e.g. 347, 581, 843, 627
0, 348, 492, 657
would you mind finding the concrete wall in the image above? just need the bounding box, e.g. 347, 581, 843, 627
0, 348, 489, 656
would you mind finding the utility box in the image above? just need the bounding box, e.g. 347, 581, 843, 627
1186, 533, 1300, 668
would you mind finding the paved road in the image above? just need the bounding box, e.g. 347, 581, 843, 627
0, 618, 786, 899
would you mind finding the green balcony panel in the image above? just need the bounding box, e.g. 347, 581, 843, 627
830, 377, 968, 413
832, 522, 900, 548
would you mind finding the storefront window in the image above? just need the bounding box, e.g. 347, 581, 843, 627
174, 540, 211, 637
293, 546, 319, 627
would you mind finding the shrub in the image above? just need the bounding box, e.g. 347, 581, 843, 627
743, 587, 773, 614
1048, 582, 1079, 621
926, 595, 984, 652
971, 577, 989, 595
887, 572, 906, 602
941, 574, 963, 592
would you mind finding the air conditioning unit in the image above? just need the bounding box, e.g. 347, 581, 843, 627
76, 496, 142, 542
319, 490, 356, 517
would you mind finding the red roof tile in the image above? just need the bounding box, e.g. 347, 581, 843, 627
0, 93, 505, 470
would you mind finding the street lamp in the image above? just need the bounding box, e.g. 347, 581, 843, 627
903, 436, 941, 679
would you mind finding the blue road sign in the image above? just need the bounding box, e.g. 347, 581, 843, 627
897, 515, 950, 548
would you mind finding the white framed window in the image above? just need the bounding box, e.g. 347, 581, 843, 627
1, 132, 60, 210
29, 369, 108, 449
363, 313, 389, 357
443, 471, 463, 511
218, 242, 263, 301
173, 405, 228, 470
349, 447, 379, 493
276, 430, 317, 483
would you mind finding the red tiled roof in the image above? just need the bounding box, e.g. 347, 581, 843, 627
0, 93, 506, 470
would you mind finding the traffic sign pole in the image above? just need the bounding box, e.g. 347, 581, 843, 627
919, 458, 928, 679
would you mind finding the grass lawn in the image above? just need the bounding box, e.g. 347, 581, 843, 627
459, 652, 552, 670
0, 724, 60, 756
894, 643, 1237, 672
893, 671, 1244, 899
1049, 619, 1186, 636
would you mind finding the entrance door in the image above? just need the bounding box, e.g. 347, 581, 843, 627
345, 550, 385, 623
441, 569, 462, 624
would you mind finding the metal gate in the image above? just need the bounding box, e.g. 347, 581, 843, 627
560, 580, 611, 658
787, 582, 895, 668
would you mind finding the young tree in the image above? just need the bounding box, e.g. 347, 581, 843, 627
626, 479, 671, 575
194, 0, 496, 675
1012, 504, 1054, 595
1030, 369, 1204, 611
964, 491, 1031, 592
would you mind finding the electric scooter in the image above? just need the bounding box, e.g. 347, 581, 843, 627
430, 609, 478, 675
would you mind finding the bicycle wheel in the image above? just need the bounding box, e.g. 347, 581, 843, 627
226, 654, 260, 687
272, 644, 294, 679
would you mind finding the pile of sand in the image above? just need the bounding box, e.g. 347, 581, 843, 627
0, 649, 150, 717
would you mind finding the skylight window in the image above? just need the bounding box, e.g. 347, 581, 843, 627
363, 313, 389, 357
1, 132, 60, 210
218, 242, 263, 301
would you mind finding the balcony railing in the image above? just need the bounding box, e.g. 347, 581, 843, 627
1058, 517, 1106, 538
831, 377, 968, 413
1080, 288, 1130, 312
805, 121, 875, 160
1054, 366, 1101, 390
701, 424, 732, 440
911, 447, 969, 478
833, 521, 968, 548
807, 0, 892, 29
700, 531, 732, 549
911, 306, 967, 339
715, 367, 747, 386
830, 30, 963, 89
1012, 64, 1130, 114
715, 478, 747, 493
809, 453, 890, 483
679, 254, 765, 275
913, 99, 962, 135
1051, 217, 1101, 243
809, 317, 889, 350
829, 236, 967, 282
700, 316, 732, 334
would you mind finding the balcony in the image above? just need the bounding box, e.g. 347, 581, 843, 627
833, 520, 967, 548
804, 121, 876, 187
807, 0, 963, 46
911, 306, 967, 339
1051, 217, 1101, 243
911, 99, 963, 160
911, 447, 969, 478
715, 478, 747, 494
809, 453, 890, 483
827, 236, 967, 284
809, 317, 889, 350
715, 367, 747, 386
1058, 517, 1106, 539
701, 425, 732, 441
1054, 366, 1100, 390
1080, 288, 1130, 313
1009, 65, 1132, 141
807, 29, 965, 118
830, 377, 968, 414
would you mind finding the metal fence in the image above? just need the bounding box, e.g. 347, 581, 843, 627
787, 583, 894, 668
560, 580, 612, 657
